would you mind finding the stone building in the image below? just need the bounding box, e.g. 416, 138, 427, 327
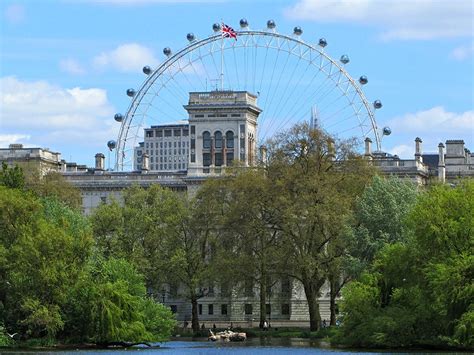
1, 90, 472, 326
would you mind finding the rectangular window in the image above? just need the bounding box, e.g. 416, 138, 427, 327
231, 113, 240, 117
221, 304, 228, 315
282, 304, 290, 315
266, 304, 271, 315
203, 153, 211, 167
244, 304, 253, 315
198, 304, 202, 315
170, 305, 177, 314
165, 129, 172, 137
208, 114, 215, 117
150, 142, 154, 148
226, 152, 234, 165
208, 304, 214, 315
191, 125, 195, 135
240, 124, 245, 134
160, 164, 163, 169
195, 114, 204, 118
146, 131, 153, 137
157, 130, 163, 137
191, 154, 196, 163
215, 153, 222, 167
100, 196, 106, 203
191, 139, 195, 149
183, 129, 189, 136
174, 129, 181, 136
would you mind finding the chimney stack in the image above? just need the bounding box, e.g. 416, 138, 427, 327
95, 153, 105, 171
364, 137, 372, 159
415, 137, 423, 163
438, 143, 445, 183
141, 153, 149, 173
259, 145, 268, 165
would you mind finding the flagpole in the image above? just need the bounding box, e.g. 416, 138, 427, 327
220, 20, 224, 91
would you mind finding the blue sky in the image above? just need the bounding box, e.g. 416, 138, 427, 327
1, 0, 473, 167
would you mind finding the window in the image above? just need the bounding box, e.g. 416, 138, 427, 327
245, 304, 253, 315
150, 142, 153, 148
137, 150, 142, 156
146, 130, 153, 137
203, 153, 211, 167
198, 304, 202, 315
208, 304, 214, 315
281, 278, 291, 294
191, 126, 195, 135
191, 139, 195, 149
231, 113, 240, 117
266, 304, 271, 315
170, 305, 177, 314
226, 131, 234, 148
226, 152, 234, 165
281, 304, 290, 315
214, 131, 222, 149
203, 131, 211, 149
157, 130, 163, 137
215, 153, 222, 167
165, 129, 172, 137
174, 129, 181, 136
195, 114, 204, 118
183, 129, 189, 136
221, 304, 228, 315
100, 196, 106, 203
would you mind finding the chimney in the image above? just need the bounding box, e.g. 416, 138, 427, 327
364, 137, 372, 159
327, 138, 336, 160
259, 145, 268, 165
60, 159, 67, 173
415, 137, 423, 163
95, 153, 105, 171
438, 143, 445, 183
141, 153, 149, 173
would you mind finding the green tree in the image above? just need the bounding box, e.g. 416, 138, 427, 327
0, 162, 25, 189
266, 123, 373, 331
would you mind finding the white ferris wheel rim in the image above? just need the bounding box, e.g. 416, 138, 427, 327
115, 29, 381, 171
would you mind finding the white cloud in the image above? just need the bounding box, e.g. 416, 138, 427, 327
0, 77, 116, 158
71, 0, 223, 4
59, 58, 86, 75
0, 134, 30, 147
93, 43, 159, 73
388, 144, 412, 158
4, 4, 25, 24
388, 106, 473, 134
285, 0, 473, 40
451, 42, 474, 61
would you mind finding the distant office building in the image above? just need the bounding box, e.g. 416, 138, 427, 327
133, 122, 189, 172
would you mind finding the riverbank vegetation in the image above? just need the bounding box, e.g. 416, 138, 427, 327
0, 163, 176, 348
0, 123, 472, 350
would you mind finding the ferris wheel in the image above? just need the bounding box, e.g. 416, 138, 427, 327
109, 19, 388, 171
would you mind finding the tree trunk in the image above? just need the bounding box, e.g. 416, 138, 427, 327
303, 280, 322, 331
329, 277, 337, 326
259, 277, 267, 328
191, 294, 199, 332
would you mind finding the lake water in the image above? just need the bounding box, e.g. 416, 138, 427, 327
1, 338, 462, 354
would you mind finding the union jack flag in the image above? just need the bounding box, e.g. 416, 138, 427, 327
221, 23, 237, 41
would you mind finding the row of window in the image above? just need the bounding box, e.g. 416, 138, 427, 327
194, 304, 291, 316
145, 141, 189, 149
194, 113, 241, 118
145, 149, 189, 156
146, 129, 189, 138
149, 163, 187, 170
203, 131, 235, 149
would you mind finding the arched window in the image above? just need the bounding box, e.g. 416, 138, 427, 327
214, 131, 222, 149
203, 131, 211, 149
226, 131, 234, 148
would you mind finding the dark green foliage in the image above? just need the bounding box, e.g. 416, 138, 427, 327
0, 162, 25, 189
336, 180, 474, 349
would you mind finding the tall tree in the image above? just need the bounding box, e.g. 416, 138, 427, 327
266, 123, 373, 331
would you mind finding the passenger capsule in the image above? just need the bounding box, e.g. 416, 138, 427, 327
267, 20, 276, 29
373, 100, 383, 109
126, 88, 136, 97
239, 19, 248, 28
383, 126, 392, 136
359, 75, 368, 85
163, 47, 172, 56
114, 113, 124, 122
293, 26, 303, 36
187, 33, 195, 42
340, 55, 350, 64
143, 66, 152, 75
318, 38, 327, 47
212, 23, 221, 32
107, 140, 117, 150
